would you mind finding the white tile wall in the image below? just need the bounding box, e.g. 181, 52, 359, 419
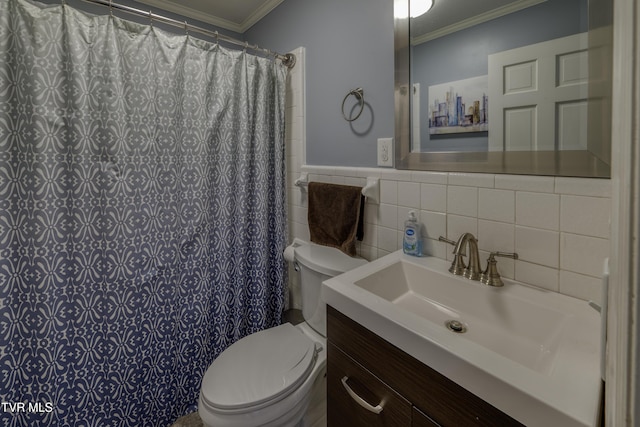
516, 192, 560, 230
560, 195, 611, 238
420, 184, 447, 212
287, 167, 610, 304
284, 46, 610, 306
447, 186, 478, 217
515, 226, 559, 268
479, 188, 515, 223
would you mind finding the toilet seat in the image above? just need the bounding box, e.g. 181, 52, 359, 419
200, 323, 320, 414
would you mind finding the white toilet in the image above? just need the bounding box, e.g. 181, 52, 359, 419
198, 243, 367, 427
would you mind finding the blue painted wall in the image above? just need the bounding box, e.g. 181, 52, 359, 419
245, 0, 396, 167
414, 0, 588, 152
247, 0, 588, 164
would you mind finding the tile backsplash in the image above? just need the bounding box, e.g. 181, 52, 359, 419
289, 167, 610, 305
284, 46, 609, 308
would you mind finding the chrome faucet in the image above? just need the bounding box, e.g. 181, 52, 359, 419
439, 233, 481, 280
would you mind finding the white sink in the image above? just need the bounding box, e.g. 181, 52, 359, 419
322, 250, 602, 427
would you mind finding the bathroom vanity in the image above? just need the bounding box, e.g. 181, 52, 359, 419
322, 251, 602, 427
326, 305, 521, 426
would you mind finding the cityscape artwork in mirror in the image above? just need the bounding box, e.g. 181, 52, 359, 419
427, 76, 488, 135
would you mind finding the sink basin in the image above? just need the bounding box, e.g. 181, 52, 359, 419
354, 260, 569, 375
322, 250, 602, 427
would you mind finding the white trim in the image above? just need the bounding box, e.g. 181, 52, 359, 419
411, 83, 420, 151
133, 0, 242, 32
411, 0, 547, 45
133, 0, 285, 33
608, 0, 639, 425
240, 0, 285, 32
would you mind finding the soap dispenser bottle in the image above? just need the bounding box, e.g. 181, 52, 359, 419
403, 210, 422, 256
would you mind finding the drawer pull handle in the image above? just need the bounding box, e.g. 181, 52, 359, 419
341, 376, 384, 414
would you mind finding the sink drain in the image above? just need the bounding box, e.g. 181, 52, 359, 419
445, 320, 467, 333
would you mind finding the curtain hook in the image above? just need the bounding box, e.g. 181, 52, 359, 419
149, 10, 153, 27
243, 41, 248, 53
184, 21, 189, 36
108, 0, 113, 17
214, 31, 219, 47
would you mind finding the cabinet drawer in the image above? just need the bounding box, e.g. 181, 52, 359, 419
412, 407, 441, 427
327, 306, 524, 427
327, 342, 411, 427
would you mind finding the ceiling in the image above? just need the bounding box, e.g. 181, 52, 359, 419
133, 0, 285, 33
130, 0, 544, 38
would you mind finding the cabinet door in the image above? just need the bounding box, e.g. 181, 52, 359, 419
412, 407, 440, 427
327, 342, 411, 427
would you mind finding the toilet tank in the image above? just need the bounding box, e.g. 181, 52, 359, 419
293, 244, 367, 336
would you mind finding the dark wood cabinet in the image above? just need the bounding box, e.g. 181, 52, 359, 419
326, 305, 524, 427
327, 342, 411, 426
412, 407, 441, 427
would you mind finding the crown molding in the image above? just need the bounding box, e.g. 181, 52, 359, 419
134, 0, 285, 34
412, 0, 547, 45
240, 0, 285, 32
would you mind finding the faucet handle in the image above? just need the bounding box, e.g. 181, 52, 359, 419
438, 236, 466, 275
480, 252, 519, 287
438, 236, 456, 246
493, 251, 519, 260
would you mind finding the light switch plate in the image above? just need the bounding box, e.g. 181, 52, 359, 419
377, 138, 393, 167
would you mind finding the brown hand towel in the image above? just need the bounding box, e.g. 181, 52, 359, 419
307, 182, 365, 257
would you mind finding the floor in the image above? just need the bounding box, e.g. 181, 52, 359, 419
172, 392, 326, 427
170, 412, 203, 427
170, 310, 327, 427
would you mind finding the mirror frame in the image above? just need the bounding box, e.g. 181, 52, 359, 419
393, 0, 611, 178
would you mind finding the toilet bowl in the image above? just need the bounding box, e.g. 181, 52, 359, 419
198, 243, 367, 427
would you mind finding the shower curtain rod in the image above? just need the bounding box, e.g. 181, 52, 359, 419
75, 0, 296, 68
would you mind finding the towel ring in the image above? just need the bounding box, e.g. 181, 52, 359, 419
342, 88, 364, 122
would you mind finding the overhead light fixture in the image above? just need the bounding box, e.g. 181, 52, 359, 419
410, 0, 434, 18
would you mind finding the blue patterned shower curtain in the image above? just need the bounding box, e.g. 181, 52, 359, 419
0, 0, 288, 425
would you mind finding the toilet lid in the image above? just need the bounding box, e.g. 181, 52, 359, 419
200, 323, 317, 411
295, 243, 367, 276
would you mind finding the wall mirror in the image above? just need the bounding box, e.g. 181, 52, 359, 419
394, 0, 612, 177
